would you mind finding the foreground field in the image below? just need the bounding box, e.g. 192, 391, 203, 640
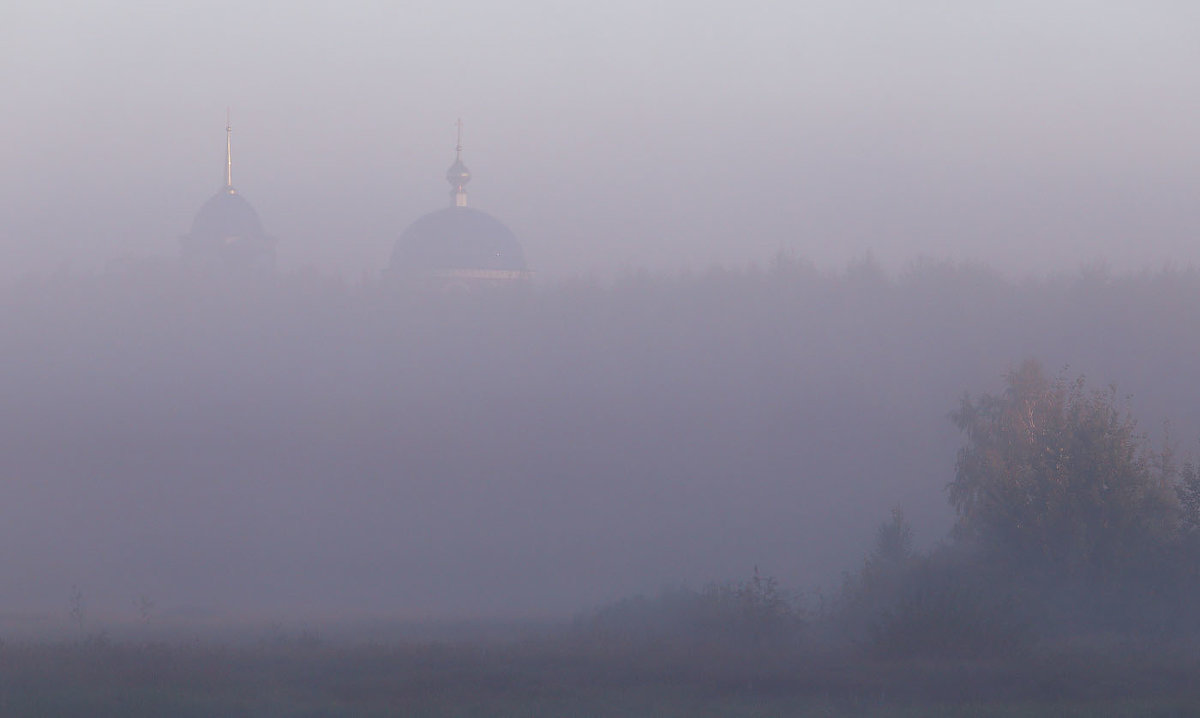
3, 633, 1199, 717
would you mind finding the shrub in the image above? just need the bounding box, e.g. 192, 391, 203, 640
582, 568, 804, 655
866, 564, 1032, 660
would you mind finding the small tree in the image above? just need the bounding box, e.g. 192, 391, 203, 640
948, 360, 1178, 576
69, 585, 86, 633
871, 507, 914, 567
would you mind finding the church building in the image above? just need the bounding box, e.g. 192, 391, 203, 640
388, 121, 530, 288
180, 115, 276, 275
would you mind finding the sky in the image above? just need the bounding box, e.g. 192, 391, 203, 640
3, 1, 1200, 281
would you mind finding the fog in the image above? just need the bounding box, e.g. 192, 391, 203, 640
4, 2, 1200, 281
0, 260, 1198, 629
4, 1, 1200, 633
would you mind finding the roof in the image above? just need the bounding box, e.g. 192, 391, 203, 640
181, 189, 275, 273
389, 206, 527, 275
188, 189, 265, 240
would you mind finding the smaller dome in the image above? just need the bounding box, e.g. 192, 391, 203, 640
446, 158, 471, 189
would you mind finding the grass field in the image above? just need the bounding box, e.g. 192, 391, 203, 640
3, 629, 1198, 717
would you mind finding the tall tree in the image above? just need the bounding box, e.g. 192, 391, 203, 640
948, 360, 1177, 575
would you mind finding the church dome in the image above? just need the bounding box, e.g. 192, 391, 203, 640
181, 188, 275, 273
388, 120, 529, 285
180, 118, 275, 274
389, 206, 526, 275
189, 189, 265, 240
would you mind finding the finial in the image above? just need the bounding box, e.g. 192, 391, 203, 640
446, 118, 471, 207
225, 108, 234, 193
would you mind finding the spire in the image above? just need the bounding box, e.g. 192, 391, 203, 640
446, 118, 471, 207
225, 109, 235, 194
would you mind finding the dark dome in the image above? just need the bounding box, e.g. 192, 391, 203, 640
389, 206, 526, 274
189, 189, 265, 239
181, 188, 275, 273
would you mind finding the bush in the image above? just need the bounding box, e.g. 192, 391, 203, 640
866, 564, 1032, 660
836, 511, 1032, 659
581, 568, 804, 654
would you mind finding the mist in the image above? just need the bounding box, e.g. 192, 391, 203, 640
13, 4, 1200, 715
0, 259, 1197, 630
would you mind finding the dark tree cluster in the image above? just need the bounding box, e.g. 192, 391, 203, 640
838, 360, 1200, 657
950, 360, 1179, 576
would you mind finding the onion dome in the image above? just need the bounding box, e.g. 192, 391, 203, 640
446, 118, 471, 208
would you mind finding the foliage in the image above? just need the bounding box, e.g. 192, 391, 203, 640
582, 568, 803, 653
1177, 460, 1200, 541
871, 507, 914, 567
837, 510, 1031, 659
865, 560, 1032, 660
948, 360, 1179, 576
68, 586, 86, 634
